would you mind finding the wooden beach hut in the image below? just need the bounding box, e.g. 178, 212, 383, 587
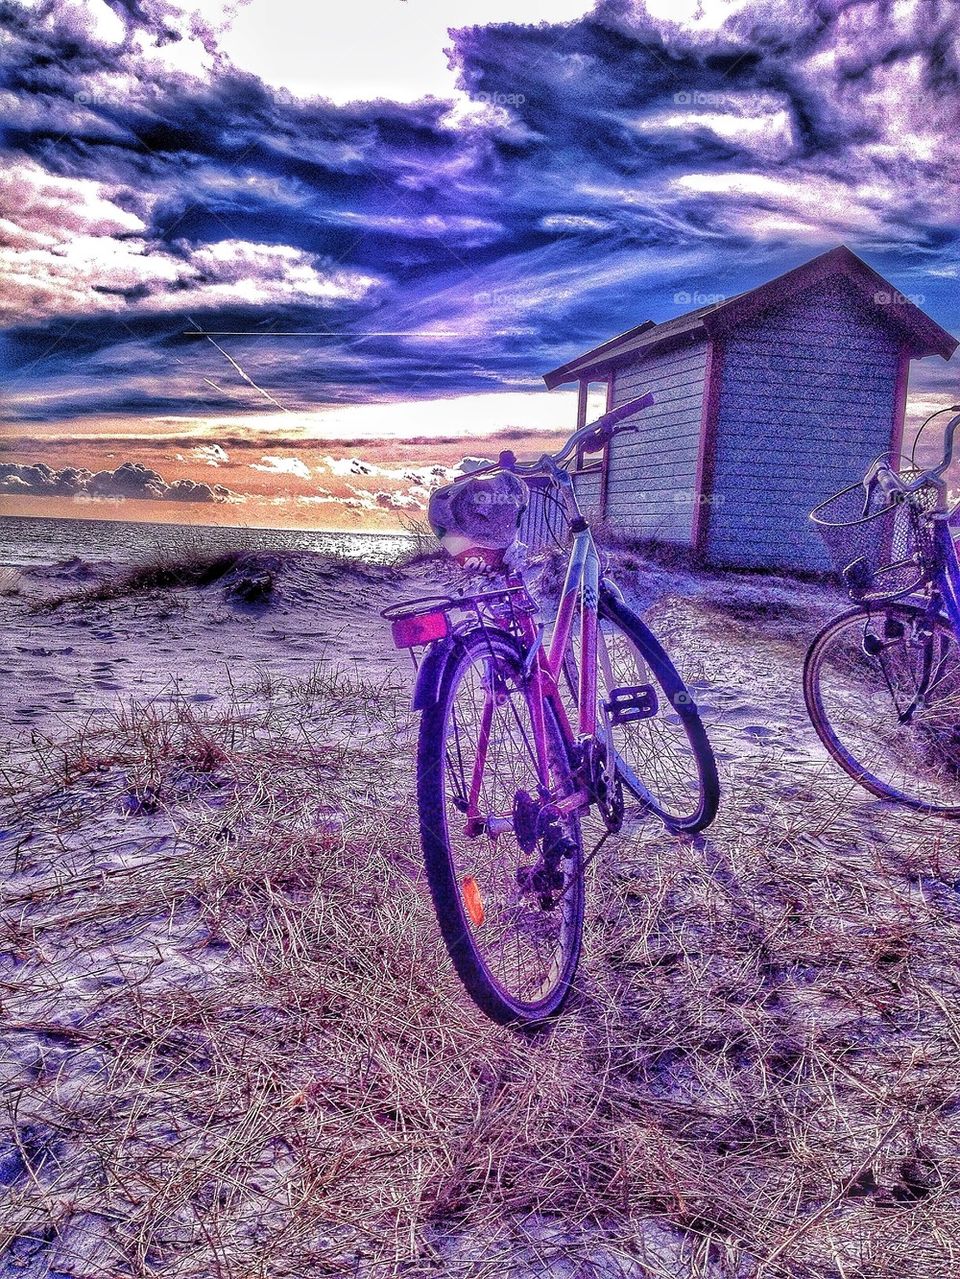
537, 246, 956, 571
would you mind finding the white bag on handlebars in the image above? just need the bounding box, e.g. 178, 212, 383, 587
427, 470, 528, 570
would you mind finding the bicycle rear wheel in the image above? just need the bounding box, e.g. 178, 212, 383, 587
418, 627, 585, 1026
804, 603, 960, 815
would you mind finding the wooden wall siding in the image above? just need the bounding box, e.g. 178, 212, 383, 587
572, 468, 602, 521
604, 339, 709, 544
704, 278, 903, 571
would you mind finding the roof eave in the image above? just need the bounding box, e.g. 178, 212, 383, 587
542, 320, 713, 388
542, 244, 958, 387
703, 246, 958, 359
542, 319, 657, 389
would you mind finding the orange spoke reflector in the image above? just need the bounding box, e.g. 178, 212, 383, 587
462, 875, 485, 927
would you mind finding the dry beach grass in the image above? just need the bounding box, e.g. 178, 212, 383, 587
2, 547, 960, 1277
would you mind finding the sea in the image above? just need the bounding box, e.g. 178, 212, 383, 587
0, 513, 417, 570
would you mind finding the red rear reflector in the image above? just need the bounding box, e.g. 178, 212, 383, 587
391, 611, 448, 648
462, 875, 485, 927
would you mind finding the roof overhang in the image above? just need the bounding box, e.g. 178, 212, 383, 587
542, 320, 657, 390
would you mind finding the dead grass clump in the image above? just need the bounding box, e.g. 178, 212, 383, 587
33, 548, 245, 611
392, 516, 445, 568
593, 524, 705, 574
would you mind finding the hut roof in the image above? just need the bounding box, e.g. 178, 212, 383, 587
542, 245, 957, 389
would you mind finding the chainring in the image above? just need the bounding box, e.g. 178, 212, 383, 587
585, 738, 624, 833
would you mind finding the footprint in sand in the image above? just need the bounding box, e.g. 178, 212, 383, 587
723, 705, 770, 723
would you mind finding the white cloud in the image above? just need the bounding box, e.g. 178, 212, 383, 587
540, 214, 613, 234
251, 454, 312, 478
219, 0, 594, 104
320, 454, 455, 485
0, 159, 148, 240
135, 389, 581, 443
0, 163, 382, 320
41, 0, 127, 47
670, 169, 899, 240
633, 100, 796, 161
190, 443, 229, 466
328, 210, 504, 246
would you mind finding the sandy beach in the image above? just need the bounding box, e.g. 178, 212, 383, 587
2, 541, 959, 1277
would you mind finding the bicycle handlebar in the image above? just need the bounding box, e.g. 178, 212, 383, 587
862, 408, 960, 511
497, 393, 655, 477
932, 411, 960, 477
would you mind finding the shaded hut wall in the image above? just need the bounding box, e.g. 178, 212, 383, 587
704, 278, 903, 570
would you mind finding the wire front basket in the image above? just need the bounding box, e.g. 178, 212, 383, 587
811, 472, 941, 602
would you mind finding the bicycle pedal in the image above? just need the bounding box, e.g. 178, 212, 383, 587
605, 683, 659, 724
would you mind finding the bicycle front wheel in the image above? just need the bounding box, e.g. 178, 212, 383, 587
418, 627, 585, 1026
597, 593, 719, 833
804, 604, 960, 815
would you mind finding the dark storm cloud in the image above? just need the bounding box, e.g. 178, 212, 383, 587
0, 0, 957, 423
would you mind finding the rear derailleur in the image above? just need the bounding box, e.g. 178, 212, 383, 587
513, 790, 576, 911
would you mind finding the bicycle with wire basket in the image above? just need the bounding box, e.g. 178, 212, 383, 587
383, 394, 720, 1026
805, 405, 960, 816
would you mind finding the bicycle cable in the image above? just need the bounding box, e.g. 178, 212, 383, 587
910, 404, 960, 469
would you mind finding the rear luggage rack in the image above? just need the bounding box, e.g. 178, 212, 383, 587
382, 584, 537, 651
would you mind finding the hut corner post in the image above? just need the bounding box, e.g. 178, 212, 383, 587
691, 339, 724, 556
889, 351, 910, 461
573, 378, 589, 473
599, 376, 614, 521
576, 378, 589, 429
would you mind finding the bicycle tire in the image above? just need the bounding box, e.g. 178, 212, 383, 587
803, 603, 960, 816
417, 627, 586, 1026
596, 592, 720, 834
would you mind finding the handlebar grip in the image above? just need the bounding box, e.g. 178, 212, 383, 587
580, 393, 655, 454
595, 392, 655, 432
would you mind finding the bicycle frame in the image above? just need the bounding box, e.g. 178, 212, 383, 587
463, 462, 612, 824
867, 407, 960, 630
393, 391, 657, 838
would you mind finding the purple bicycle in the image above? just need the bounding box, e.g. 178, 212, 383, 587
806, 406, 960, 815
385, 397, 719, 1026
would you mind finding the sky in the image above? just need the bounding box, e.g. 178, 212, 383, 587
0, 0, 958, 530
